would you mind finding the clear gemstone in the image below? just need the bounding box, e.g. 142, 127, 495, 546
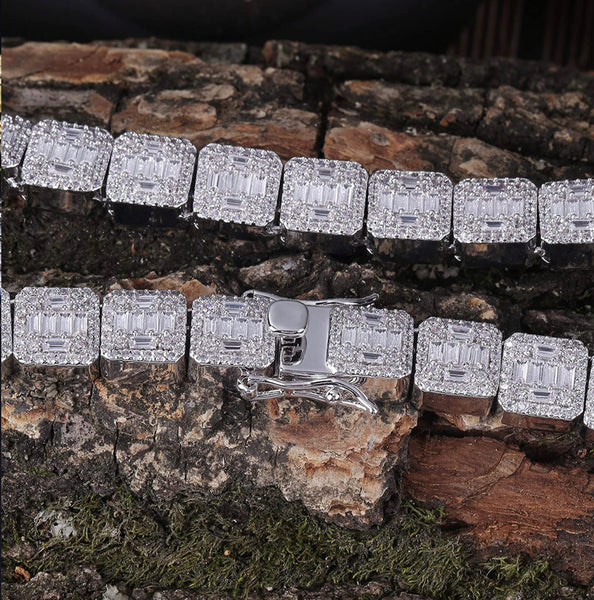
454, 177, 537, 243
367, 170, 453, 240
1, 114, 33, 170
539, 179, 594, 244
21, 120, 113, 192
101, 290, 187, 363
1, 288, 12, 364
498, 333, 588, 421
106, 132, 196, 209
584, 363, 594, 431
415, 317, 502, 398
193, 143, 282, 226
190, 295, 274, 369
280, 157, 368, 235
326, 305, 414, 379
13, 287, 100, 366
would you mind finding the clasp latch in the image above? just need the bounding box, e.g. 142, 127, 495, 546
238, 290, 380, 414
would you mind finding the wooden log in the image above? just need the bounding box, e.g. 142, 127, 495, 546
2, 38, 594, 592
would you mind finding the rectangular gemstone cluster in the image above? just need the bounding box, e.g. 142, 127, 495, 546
193, 143, 282, 226
367, 170, 453, 241
1, 289, 12, 365
280, 157, 368, 235
21, 120, 113, 192
1, 114, 33, 170
190, 295, 274, 369
539, 179, 594, 244
101, 290, 187, 363
106, 132, 196, 209
13, 287, 100, 366
498, 333, 588, 421
454, 177, 537, 243
415, 317, 502, 398
326, 306, 414, 379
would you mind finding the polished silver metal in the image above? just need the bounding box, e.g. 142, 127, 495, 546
236, 290, 413, 414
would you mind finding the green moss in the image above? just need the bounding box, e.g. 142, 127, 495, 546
1, 485, 583, 599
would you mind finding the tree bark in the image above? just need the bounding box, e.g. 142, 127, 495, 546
2, 38, 594, 594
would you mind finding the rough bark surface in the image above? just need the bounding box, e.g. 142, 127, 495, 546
2, 38, 594, 598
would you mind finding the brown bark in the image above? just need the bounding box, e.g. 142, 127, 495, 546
2, 38, 594, 590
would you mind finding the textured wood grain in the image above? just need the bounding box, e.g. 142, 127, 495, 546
2, 38, 594, 594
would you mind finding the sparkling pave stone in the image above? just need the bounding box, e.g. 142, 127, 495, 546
280, 157, 368, 235
498, 333, 588, 421
584, 363, 594, 431
454, 177, 537, 243
101, 290, 187, 363
13, 287, 100, 366
539, 179, 594, 244
1, 114, 33, 170
190, 295, 274, 369
193, 143, 282, 226
21, 120, 113, 192
1, 289, 12, 364
415, 317, 502, 398
367, 170, 453, 241
106, 132, 196, 209
326, 305, 414, 379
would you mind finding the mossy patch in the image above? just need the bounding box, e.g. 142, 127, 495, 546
2, 484, 585, 599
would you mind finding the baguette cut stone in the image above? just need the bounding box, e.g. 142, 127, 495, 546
585, 363, 594, 431
539, 179, 594, 244
327, 306, 414, 379
101, 290, 187, 363
415, 317, 502, 397
190, 295, 274, 368
106, 132, 196, 208
1, 289, 12, 364
193, 143, 282, 226
21, 120, 113, 192
280, 157, 368, 235
13, 287, 100, 366
499, 333, 588, 421
454, 177, 537, 243
367, 170, 452, 240
1, 114, 33, 170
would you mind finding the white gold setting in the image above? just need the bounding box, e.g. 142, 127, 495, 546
367, 170, 452, 241
193, 143, 282, 226
101, 290, 187, 363
499, 333, 588, 421
1, 114, 33, 170
21, 120, 113, 192
106, 132, 196, 208
280, 157, 368, 235
454, 177, 537, 243
106, 132, 196, 209
327, 305, 414, 379
190, 295, 275, 369
539, 179, 594, 244
13, 287, 100, 367
1, 289, 12, 364
415, 317, 502, 398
